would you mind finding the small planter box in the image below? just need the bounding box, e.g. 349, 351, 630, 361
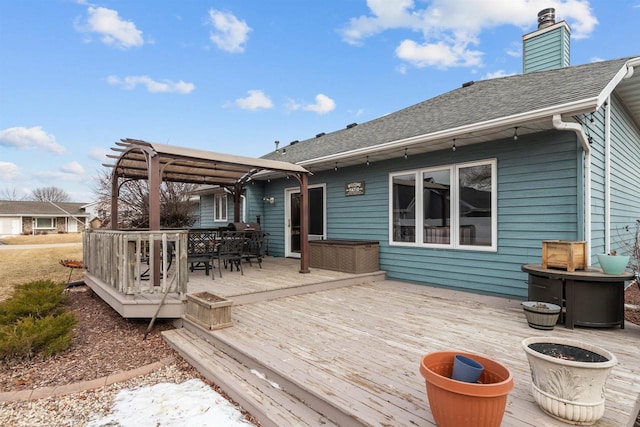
310, 240, 379, 274
541, 240, 586, 272
186, 292, 232, 330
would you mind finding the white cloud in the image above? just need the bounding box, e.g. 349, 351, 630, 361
284, 98, 301, 112
89, 147, 109, 162
0, 126, 65, 153
208, 9, 252, 53
482, 69, 517, 79
340, 0, 598, 69
235, 90, 273, 111
107, 75, 195, 94
0, 162, 21, 181
303, 94, 336, 115
78, 6, 144, 49
396, 40, 482, 69
34, 170, 85, 182
61, 161, 85, 175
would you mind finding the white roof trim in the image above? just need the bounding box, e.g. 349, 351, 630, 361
297, 97, 600, 166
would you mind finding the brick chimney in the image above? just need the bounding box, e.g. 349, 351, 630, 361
522, 8, 571, 73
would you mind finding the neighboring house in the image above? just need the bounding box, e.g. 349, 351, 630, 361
0, 200, 90, 235
203, 10, 639, 299
193, 186, 248, 228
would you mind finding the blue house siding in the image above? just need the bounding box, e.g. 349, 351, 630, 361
195, 195, 215, 227
523, 24, 570, 73
262, 130, 581, 298
609, 94, 640, 251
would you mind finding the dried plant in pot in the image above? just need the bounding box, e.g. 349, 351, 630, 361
521, 301, 561, 330
521, 336, 617, 425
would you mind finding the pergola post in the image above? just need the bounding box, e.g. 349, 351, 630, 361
149, 154, 161, 285
299, 172, 310, 273
110, 171, 119, 230
233, 183, 242, 223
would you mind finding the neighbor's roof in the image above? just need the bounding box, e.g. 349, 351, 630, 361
0, 201, 90, 217
263, 56, 640, 171
106, 139, 309, 186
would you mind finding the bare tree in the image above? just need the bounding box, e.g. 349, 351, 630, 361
30, 186, 71, 202
0, 187, 28, 200
92, 168, 199, 229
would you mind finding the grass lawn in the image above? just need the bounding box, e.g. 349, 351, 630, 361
0, 234, 84, 301
0, 233, 83, 245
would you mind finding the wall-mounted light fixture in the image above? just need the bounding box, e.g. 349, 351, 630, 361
262, 196, 275, 204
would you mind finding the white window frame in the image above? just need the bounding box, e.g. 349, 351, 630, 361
388, 158, 497, 251
214, 193, 227, 222
34, 217, 56, 230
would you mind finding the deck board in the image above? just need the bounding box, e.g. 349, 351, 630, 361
206, 280, 640, 427
88, 256, 640, 426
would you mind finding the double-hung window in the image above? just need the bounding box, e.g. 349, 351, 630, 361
390, 159, 497, 251
214, 194, 227, 222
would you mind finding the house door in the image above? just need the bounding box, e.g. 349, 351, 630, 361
285, 185, 325, 258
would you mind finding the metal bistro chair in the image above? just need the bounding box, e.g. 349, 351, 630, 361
242, 230, 265, 268
211, 231, 244, 279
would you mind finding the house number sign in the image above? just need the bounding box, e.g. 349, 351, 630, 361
345, 181, 365, 196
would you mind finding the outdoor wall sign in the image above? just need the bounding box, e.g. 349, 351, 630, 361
345, 181, 365, 196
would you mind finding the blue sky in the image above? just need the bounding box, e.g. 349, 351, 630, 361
1, 0, 638, 202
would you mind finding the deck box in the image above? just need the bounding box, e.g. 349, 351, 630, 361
310, 240, 379, 274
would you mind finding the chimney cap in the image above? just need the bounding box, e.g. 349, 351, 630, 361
537, 8, 555, 29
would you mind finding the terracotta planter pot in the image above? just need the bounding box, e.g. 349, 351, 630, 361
522, 337, 617, 425
419, 351, 514, 427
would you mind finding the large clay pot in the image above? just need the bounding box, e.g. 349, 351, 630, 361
522, 336, 617, 425
419, 351, 514, 427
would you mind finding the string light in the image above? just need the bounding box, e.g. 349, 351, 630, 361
334, 162, 338, 171
513, 127, 518, 141
404, 148, 408, 159
452, 138, 456, 152
366, 156, 370, 166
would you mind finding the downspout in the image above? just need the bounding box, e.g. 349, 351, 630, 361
552, 114, 591, 264
604, 96, 611, 253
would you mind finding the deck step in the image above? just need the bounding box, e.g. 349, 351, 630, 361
163, 326, 365, 427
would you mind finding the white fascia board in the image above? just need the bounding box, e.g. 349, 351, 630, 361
298, 98, 600, 166
596, 59, 640, 109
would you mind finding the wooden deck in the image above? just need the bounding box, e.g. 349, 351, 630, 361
161, 263, 640, 427
84, 255, 386, 318
86, 256, 640, 426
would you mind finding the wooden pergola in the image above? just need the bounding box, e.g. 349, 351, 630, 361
105, 138, 311, 278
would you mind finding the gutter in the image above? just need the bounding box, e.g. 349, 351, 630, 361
552, 114, 591, 264
298, 98, 601, 167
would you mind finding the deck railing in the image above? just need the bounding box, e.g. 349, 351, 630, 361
83, 229, 188, 295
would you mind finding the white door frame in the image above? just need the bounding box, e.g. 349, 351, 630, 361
284, 184, 326, 258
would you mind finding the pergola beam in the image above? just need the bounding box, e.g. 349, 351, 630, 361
107, 138, 311, 277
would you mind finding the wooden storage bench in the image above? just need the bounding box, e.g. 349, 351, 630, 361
309, 240, 379, 274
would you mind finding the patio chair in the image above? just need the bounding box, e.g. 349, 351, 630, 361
242, 230, 265, 268
187, 229, 219, 275
211, 231, 244, 279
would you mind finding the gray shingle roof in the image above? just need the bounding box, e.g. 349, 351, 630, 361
0, 201, 90, 216
263, 57, 634, 165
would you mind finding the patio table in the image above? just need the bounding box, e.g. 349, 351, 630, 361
522, 264, 633, 329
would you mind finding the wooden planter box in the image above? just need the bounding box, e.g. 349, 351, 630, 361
542, 240, 586, 272
185, 292, 232, 330
310, 240, 379, 274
